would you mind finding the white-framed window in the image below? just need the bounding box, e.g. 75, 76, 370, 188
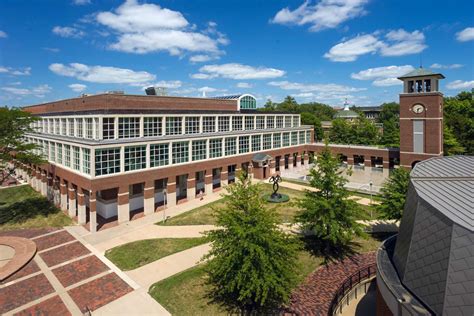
166, 117, 182, 135
203, 116, 216, 133
124, 145, 146, 171
85, 118, 93, 139
251, 134, 261, 151
232, 116, 242, 131
192, 140, 207, 161
94, 118, 100, 139
95, 148, 120, 176
256, 116, 265, 129
218, 117, 230, 132
48, 119, 53, 134
244, 116, 254, 130
61, 118, 66, 135
293, 116, 299, 127
172, 141, 189, 164
283, 132, 290, 147
57, 143, 62, 164
285, 116, 292, 128
68, 119, 74, 136
144, 117, 162, 137
185, 117, 200, 134
291, 131, 298, 145
273, 133, 281, 148
82, 148, 90, 174
44, 141, 49, 160
49, 142, 55, 161
306, 130, 312, 143
225, 137, 237, 156
64, 145, 71, 167
119, 117, 140, 139
263, 134, 272, 150
267, 116, 275, 129
276, 116, 284, 128
209, 138, 222, 158
150, 143, 169, 167
76, 118, 83, 138
73, 146, 80, 171
103, 118, 115, 139
239, 136, 249, 154
299, 131, 305, 144
54, 119, 60, 134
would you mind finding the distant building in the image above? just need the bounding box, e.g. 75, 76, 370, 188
333, 100, 359, 122
376, 156, 474, 316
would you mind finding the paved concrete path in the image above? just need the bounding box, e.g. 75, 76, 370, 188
126, 243, 211, 289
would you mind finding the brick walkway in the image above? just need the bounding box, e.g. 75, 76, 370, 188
283, 252, 376, 316
0, 228, 134, 315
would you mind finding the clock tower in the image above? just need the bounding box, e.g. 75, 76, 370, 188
397, 68, 445, 168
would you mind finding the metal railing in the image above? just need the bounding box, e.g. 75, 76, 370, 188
328, 263, 377, 315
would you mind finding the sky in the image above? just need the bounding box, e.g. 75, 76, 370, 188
0, 0, 473, 108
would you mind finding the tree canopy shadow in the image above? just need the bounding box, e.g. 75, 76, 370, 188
0, 197, 59, 225
299, 235, 361, 265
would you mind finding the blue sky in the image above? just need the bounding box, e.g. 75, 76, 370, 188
0, 0, 473, 107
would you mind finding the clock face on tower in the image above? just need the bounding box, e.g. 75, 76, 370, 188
412, 104, 425, 114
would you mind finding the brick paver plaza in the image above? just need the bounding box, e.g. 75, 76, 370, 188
0, 228, 134, 315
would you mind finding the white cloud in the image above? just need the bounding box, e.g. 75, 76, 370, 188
236, 82, 252, 88
0, 66, 31, 76
351, 65, 414, 86
147, 80, 182, 89
456, 27, 474, 42
1, 84, 52, 98
96, 0, 227, 58
52, 26, 85, 38
325, 29, 427, 62
446, 80, 474, 90
192, 63, 285, 80
0, 30, 7, 38
271, 0, 368, 32
69, 83, 87, 92
430, 63, 463, 69
189, 54, 218, 63
73, 0, 91, 5
268, 80, 366, 93
49, 63, 155, 84
43, 47, 60, 53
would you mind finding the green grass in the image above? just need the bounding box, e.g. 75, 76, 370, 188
105, 237, 208, 271
149, 235, 385, 315
157, 184, 304, 226
0, 185, 73, 231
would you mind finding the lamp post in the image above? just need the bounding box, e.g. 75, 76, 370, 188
163, 189, 167, 223
369, 180, 373, 218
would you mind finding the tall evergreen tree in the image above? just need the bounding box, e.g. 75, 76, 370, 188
204, 173, 299, 313
295, 142, 364, 262
376, 168, 410, 220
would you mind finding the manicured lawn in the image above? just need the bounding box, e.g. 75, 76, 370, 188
157, 184, 304, 226
0, 185, 73, 231
105, 237, 207, 271
149, 235, 384, 315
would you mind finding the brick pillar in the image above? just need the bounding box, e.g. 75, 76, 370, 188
77, 188, 86, 225
144, 180, 155, 216
166, 179, 176, 208
296, 155, 302, 168
235, 168, 242, 184
68, 182, 76, 217
47, 175, 54, 201
117, 185, 130, 224
187, 177, 195, 200
53, 178, 61, 206
60, 179, 68, 212
33, 170, 40, 191
303, 153, 309, 169
288, 156, 294, 170
205, 170, 213, 194
221, 170, 228, 187
347, 157, 354, 166
89, 191, 97, 233
364, 159, 372, 167
269, 160, 276, 175
41, 172, 47, 197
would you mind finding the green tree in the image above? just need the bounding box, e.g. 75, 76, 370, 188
377, 102, 399, 124
444, 91, 474, 154
204, 173, 300, 313
380, 118, 400, 147
376, 168, 410, 220
0, 107, 44, 184
295, 142, 364, 262
261, 99, 276, 112
443, 125, 465, 155
329, 118, 352, 144
300, 112, 323, 141
353, 116, 380, 145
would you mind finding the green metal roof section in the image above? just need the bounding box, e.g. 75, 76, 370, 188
397, 67, 445, 79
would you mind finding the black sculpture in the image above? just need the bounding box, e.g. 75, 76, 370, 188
269, 174, 282, 199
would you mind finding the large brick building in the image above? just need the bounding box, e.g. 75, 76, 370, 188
16, 68, 445, 232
